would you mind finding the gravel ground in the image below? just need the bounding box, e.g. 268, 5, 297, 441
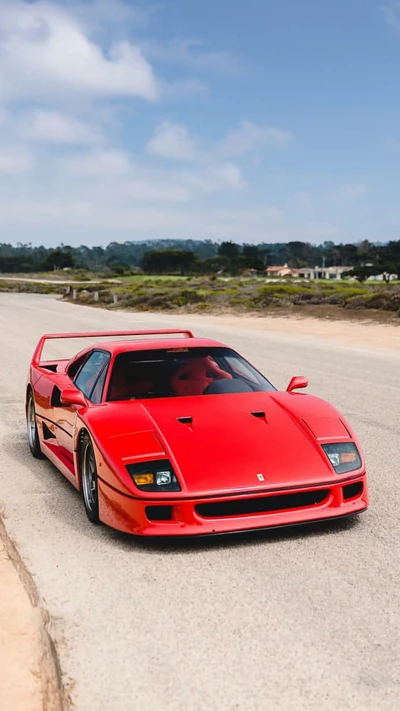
0, 293, 399, 711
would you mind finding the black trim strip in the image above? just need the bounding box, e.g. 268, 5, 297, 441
145, 508, 368, 540
38, 414, 73, 439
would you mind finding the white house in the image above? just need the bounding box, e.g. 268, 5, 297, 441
295, 266, 352, 280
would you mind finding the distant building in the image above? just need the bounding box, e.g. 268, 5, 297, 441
293, 266, 352, 280
265, 264, 294, 277
366, 272, 398, 282
265, 264, 352, 280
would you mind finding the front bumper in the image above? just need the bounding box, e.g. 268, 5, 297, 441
98, 472, 368, 536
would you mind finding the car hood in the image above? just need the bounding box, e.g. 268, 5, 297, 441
112, 392, 349, 496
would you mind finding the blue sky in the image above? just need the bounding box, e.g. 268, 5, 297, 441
0, 0, 399, 246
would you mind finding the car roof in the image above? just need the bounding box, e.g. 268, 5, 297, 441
98, 337, 227, 354
67, 337, 229, 368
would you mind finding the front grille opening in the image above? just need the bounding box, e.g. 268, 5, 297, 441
196, 489, 329, 519
146, 505, 173, 522
343, 482, 363, 500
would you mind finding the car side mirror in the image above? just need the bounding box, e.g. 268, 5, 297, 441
60, 388, 87, 408
287, 376, 308, 393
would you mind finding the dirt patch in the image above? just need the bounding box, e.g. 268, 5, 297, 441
0, 539, 43, 710
0, 518, 68, 711
181, 311, 400, 352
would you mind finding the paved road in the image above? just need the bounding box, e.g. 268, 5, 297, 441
0, 293, 399, 711
0, 276, 120, 284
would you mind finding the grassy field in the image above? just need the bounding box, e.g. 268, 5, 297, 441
1, 273, 399, 321
68, 276, 400, 321
0, 279, 64, 294
116, 274, 190, 283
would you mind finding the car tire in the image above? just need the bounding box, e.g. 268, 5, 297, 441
26, 389, 44, 459
80, 433, 100, 524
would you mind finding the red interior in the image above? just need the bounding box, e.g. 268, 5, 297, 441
170, 357, 232, 396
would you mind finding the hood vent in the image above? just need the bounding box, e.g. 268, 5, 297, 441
251, 411, 267, 422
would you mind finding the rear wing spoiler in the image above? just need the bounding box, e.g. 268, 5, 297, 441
32, 329, 195, 366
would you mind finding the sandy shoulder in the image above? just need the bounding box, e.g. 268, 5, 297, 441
178, 312, 400, 352
0, 539, 43, 711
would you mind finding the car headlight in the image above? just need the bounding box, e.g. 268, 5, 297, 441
126, 459, 181, 492
322, 442, 362, 474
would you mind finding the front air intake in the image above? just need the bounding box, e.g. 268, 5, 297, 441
146, 506, 173, 521
343, 482, 363, 500
195, 490, 329, 518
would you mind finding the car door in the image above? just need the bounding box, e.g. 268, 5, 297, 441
55, 350, 110, 467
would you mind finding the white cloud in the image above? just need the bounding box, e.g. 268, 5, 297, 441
71, 0, 148, 31
142, 39, 244, 76
181, 163, 244, 193
62, 149, 133, 175
290, 191, 314, 212
0, 165, 341, 244
219, 120, 294, 158
0, 146, 33, 173
334, 183, 369, 203
0, 0, 159, 103
147, 119, 293, 164
195, 209, 339, 244
146, 122, 198, 161
0, 107, 8, 125
0, 4, 310, 245
298, 221, 339, 238
381, 3, 400, 32
17, 109, 102, 145
0, 197, 187, 231
121, 180, 192, 203
201, 206, 282, 238
59, 147, 242, 200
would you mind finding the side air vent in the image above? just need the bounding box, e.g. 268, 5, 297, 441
42, 422, 55, 440
51, 387, 63, 407
177, 416, 193, 425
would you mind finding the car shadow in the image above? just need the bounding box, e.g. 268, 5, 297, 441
107, 512, 362, 555
5, 433, 366, 555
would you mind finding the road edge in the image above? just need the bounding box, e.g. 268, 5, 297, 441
0, 516, 70, 711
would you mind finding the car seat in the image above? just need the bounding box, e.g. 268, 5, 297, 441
108, 365, 153, 400
170, 356, 232, 396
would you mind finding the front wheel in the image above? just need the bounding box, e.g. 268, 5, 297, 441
26, 390, 43, 458
80, 433, 100, 524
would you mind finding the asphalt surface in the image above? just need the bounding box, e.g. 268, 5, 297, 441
0, 293, 399, 711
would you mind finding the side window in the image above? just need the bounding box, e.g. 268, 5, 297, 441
90, 367, 108, 404
74, 351, 110, 401
67, 353, 90, 379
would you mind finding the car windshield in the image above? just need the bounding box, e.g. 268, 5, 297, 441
107, 347, 275, 401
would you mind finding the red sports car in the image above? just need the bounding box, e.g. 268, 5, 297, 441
26, 329, 368, 536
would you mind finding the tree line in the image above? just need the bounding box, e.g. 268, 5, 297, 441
0, 239, 399, 280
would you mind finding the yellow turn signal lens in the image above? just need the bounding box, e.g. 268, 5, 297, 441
340, 452, 357, 464
133, 472, 154, 486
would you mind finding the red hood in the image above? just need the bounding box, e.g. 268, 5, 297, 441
85, 392, 356, 497
132, 392, 347, 496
